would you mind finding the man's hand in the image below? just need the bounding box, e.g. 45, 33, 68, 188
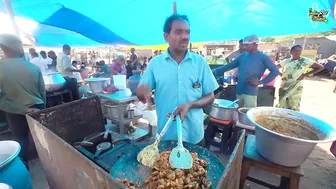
247, 78, 261, 86
136, 84, 150, 103
172, 103, 192, 121
26, 108, 40, 114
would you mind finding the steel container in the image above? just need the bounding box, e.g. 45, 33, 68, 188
209, 99, 238, 120
247, 107, 336, 167
237, 108, 254, 126
104, 103, 128, 119
85, 78, 110, 93
43, 72, 66, 92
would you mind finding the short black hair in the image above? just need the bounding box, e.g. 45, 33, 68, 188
40, 51, 46, 55
163, 14, 189, 33
72, 60, 78, 64
290, 44, 302, 53
239, 39, 243, 43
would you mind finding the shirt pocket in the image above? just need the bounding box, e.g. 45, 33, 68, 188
186, 75, 202, 100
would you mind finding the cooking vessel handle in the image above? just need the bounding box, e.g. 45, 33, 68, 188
176, 115, 184, 147
154, 107, 177, 145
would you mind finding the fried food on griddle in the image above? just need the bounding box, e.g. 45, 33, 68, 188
144, 151, 212, 189
116, 179, 143, 189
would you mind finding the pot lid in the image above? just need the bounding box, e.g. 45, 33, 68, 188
212, 99, 238, 108
0, 141, 20, 168
0, 183, 13, 189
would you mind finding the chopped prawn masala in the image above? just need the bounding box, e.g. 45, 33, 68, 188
117, 151, 212, 189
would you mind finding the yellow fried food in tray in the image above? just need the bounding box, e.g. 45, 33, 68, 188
118, 151, 212, 189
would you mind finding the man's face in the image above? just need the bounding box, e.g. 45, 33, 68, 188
164, 20, 190, 52
117, 58, 125, 65
41, 53, 47, 59
64, 48, 71, 55
29, 48, 35, 54
243, 43, 256, 53
131, 48, 135, 54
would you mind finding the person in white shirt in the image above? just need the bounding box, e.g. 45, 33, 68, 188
56, 45, 81, 78
71, 60, 83, 82
28, 48, 36, 61
40, 51, 52, 71
29, 52, 48, 73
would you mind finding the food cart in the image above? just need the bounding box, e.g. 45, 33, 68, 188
26, 96, 246, 189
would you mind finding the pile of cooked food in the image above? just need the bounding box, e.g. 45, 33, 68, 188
255, 115, 322, 140
117, 151, 212, 189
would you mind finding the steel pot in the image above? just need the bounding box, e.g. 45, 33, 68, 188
104, 102, 128, 119
85, 78, 110, 93
238, 107, 254, 126
247, 107, 336, 167
43, 72, 66, 92
209, 99, 238, 120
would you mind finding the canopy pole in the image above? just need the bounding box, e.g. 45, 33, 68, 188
302, 34, 307, 50
4, 0, 20, 36
108, 46, 111, 64
173, 2, 177, 14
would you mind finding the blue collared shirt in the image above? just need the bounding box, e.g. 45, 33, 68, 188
140, 50, 219, 144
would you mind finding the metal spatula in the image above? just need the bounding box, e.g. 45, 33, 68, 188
137, 109, 176, 167
169, 115, 193, 169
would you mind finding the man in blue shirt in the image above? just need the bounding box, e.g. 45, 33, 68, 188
136, 14, 219, 145
213, 35, 280, 107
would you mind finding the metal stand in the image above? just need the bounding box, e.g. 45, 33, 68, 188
88, 89, 153, 140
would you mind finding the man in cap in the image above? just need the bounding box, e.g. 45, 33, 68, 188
213, 35, 279, 107
0, 34, 46, 169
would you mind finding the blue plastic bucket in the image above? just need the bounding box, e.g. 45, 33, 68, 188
0, 141, 33, 189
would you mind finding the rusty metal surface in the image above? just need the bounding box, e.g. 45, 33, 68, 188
217, 130, 246, 189
29, 96, 105, 145
26, 97, 124, 189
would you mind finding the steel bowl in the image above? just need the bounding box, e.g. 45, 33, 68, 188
43, 72, 66, 92
209, 99, 238, 120
85, 78, 110, 93
247, 107, 336, 167
238, 107, 254, 126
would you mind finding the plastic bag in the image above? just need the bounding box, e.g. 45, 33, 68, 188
133, 101, 148, 116
142, 110, 158, 127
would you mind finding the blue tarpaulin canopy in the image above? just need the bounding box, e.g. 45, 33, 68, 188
0, 0, 335, 47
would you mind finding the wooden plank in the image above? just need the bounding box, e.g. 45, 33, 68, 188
218, 129, 246, 189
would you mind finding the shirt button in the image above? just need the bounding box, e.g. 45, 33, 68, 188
178, 66, 180, 69
179, 81, 181, 83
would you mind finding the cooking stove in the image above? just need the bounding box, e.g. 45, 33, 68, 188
74, 125, 155, 173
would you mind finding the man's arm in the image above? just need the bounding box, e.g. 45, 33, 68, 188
38, 71, 46, 106
63, 57, 81, 72
212, 59, 239, 77
136, 62, 156, 102
260, 56, 280, 85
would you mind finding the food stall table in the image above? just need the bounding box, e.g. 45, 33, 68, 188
240, 135, 304, 189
